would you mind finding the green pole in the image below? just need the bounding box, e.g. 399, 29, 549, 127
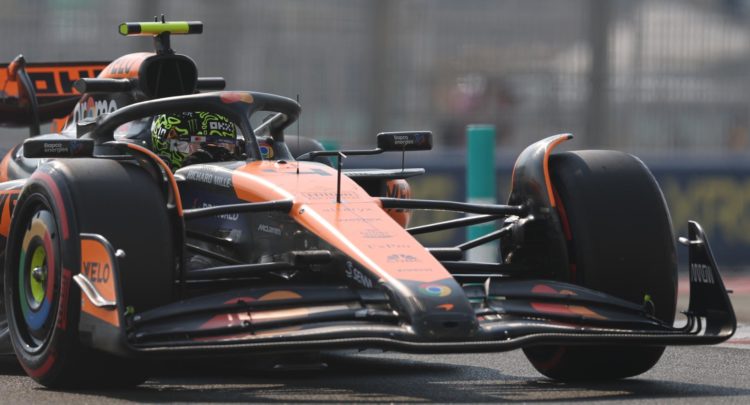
466, 124, 497, 262
319, 139, 340, 151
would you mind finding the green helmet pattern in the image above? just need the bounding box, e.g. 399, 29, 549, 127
151, 111, 237, 169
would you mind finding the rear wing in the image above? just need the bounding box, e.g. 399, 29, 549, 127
0, 56, 109, 129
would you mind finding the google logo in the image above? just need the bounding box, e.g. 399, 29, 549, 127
419, 284, 452, 297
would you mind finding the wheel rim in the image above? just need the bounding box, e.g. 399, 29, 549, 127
28, 245, 47, 307
16, 208, 58, 351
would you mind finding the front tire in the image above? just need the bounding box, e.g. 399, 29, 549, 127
5, 190, 70, 385
4, 159, 173, 388
523, 150, 677, 381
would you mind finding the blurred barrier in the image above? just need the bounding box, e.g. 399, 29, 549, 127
465, 125, 497, 262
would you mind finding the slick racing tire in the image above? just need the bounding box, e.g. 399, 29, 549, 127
4, 159, 174, 388
523, 150, 677, 381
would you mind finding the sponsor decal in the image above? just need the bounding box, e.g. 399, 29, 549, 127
34, 140, 91, 157
42, 142, 68, 154
322, 206, 374, 213
531, 284, 577, 295
345, 261, 373, 288
25, 67, 105, 96
72, 97, 118, 123
82, 260, 111, 283
104, 57, 139, 76
419, 283, 452, 297
200, 202, 239, 221
220, 92, 254, 104
259, 141, 275, 159
302, 190, 357, 200
78, 236, 119, 326
337, 216, 382, 223
185, 168, 233, 188
527, 285, 606, 320
69, 140, 89, 155
0, 63, 106, 99
382, 133, 430, 148
392, 135, 416, 146
436, 303, 454, 311
530, 302, 606, 320
366, 243, 411, 250
690, 263, 715, 284
360, 229, 392, 239
395, 267, 432, 273
387, 253, 418, 263
209, 120, 235, 133
257, 223, 282, 236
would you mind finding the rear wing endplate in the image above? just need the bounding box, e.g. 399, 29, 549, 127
0, 57, 108, 128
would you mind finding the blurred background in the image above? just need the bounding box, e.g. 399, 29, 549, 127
5, 0, 750, 152
2, 0, 750, 273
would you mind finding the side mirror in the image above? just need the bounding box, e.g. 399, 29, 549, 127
23, 135, 94, 158
377, 131, 432, 152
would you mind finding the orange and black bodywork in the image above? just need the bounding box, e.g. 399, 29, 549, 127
0, 89, 734, 359
0, 21, 736, 387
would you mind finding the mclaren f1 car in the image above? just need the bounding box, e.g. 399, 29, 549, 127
0, 20, 736, 388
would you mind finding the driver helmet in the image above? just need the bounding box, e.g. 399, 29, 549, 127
150, 111, 238, 170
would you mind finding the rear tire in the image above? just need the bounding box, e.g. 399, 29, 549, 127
523, 150, 677, 381
4, 159, 173, 388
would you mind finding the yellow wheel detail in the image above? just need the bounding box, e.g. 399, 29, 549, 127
29, 245, 46, 305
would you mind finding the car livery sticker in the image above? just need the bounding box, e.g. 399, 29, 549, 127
80, 237, 119, 327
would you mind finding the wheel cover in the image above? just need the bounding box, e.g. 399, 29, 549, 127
28, 245, 47, 306
16, 209, 58, 349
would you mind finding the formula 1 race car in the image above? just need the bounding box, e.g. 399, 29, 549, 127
0, 21, 736, 388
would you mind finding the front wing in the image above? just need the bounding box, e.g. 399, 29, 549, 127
75, 221, 735, 357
